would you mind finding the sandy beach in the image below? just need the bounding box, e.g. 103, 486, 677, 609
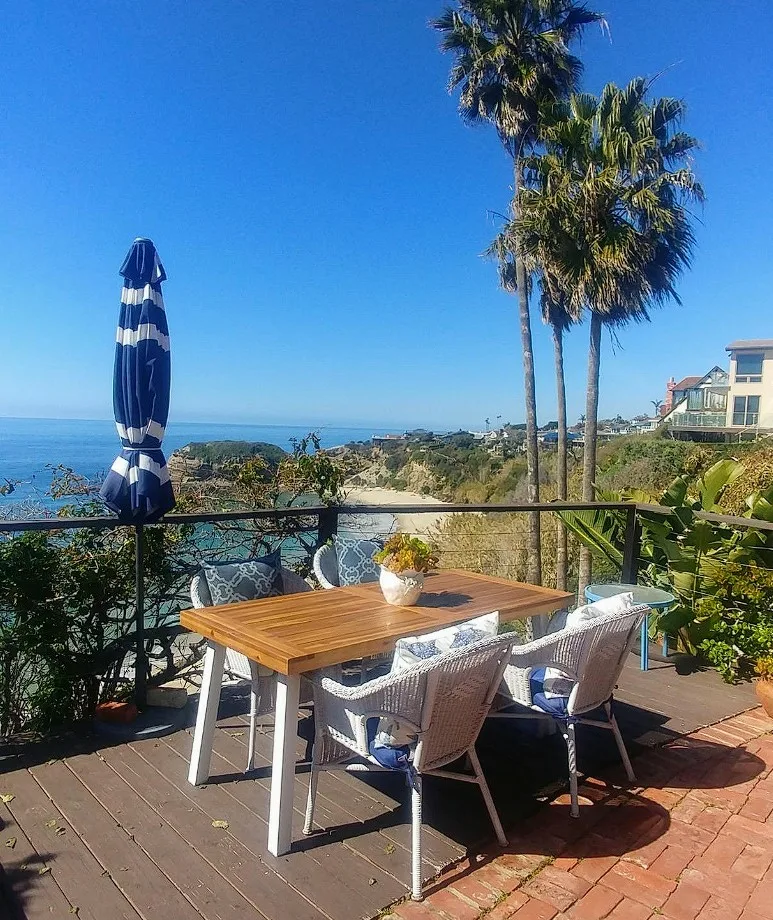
343, 486, 451, 536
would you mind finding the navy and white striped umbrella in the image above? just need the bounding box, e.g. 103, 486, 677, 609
100, 238, 175, 522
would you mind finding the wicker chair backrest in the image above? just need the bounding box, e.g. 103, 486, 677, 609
189, 567, 312, 680
567, 606, 647, 714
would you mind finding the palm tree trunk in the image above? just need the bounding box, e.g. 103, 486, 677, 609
578, 311, 602, 597
552, 324, 568, 591
513, 157, 541, 588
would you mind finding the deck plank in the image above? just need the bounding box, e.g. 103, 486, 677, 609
0, 650, 760, 920
213, 714, 463, 874
88, 743, 305, 920
227, 709, 467, 869
0, 768, 141, 920
31, 757, 205, 920
0, 785, 76, 919
147, 730, 407, 917
200, 725, 429, 879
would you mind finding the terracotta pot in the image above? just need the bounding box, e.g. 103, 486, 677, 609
754, 678, 773, 719
379, 566, 424, 606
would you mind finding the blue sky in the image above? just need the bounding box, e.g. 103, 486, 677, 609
0, 1, 770, 432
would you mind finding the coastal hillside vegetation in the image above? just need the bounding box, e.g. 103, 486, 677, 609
181, 440, 287, 466
346, 430, 773, 512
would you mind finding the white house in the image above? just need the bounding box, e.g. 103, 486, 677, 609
661, 340, 773, 440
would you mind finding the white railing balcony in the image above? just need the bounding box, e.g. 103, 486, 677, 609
670, 412, 728, 428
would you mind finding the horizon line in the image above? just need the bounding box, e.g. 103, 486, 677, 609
0, 414, 474, 432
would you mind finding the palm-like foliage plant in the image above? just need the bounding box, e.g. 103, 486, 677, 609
558, 460, 773, 664
510, 77, 703, 593
433, 0, 602, 586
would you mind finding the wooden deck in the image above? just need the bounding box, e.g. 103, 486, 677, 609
0, 654, 757, 920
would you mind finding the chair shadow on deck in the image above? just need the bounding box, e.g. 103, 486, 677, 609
0, 680, 764, 919
231, 691, 765, 864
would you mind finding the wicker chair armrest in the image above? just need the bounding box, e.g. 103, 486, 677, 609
500, 665, 535, 706
507, 641, 581, 678
313, 544, 338, 589
190, 573, 207, 608
507, 606, 649, 671
312, 671, 411, 761
316, 669, 400, 707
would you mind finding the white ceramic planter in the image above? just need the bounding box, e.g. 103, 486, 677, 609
379, 566, 424, 606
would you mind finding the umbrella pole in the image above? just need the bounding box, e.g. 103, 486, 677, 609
135, 523, 147, 709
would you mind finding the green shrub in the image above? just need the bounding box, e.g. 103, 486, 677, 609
698, 564, 773, 683
0, 435, 347, 737
0, 522, 187, 735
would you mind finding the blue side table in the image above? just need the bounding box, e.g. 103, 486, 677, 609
585, 583, 676, 671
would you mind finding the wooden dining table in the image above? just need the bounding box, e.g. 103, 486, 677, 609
181, 569, 572, 857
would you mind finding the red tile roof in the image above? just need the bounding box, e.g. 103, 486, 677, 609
673, 376, 702, 390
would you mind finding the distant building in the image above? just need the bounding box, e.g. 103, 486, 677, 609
631, 417, 661, 433
539, 431, 581, 444
372, 433, 408, 445
661, 340, 773, 440
663, 375, 705, 415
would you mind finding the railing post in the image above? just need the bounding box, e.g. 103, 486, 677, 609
134, 524, 147, 709
317, 507, 339, 547
621, 505, 641, 585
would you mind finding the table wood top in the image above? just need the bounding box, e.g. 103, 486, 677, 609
180, 569, 573, 676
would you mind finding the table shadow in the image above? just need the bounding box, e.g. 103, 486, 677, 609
415, 591, 473, 609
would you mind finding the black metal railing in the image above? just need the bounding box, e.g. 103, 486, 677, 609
2, 500, 771, 714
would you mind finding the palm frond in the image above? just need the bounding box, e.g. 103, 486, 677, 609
511, 76, 702, 326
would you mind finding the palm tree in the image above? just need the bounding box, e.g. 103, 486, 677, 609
433, 0, 602, 586
651, 399, 663, 416
513, 79, 703, 594
543, 290, 580, 590
488, 236, 578, 590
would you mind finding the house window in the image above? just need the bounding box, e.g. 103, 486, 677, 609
735, 353, 763, 383
732, 395, 760, 426
687, 389, 704, 410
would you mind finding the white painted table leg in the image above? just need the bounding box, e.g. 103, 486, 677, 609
188, 642, 226, 785
268, 673, 301, 856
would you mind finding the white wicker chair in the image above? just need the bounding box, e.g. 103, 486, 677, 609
303, 634, 515, 901
312, 541, 391, 681
312, 542, 339, 589
491, 606, 648, 818
190, 566, 313, 771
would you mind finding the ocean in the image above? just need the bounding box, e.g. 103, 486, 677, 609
0, 417, 393, 513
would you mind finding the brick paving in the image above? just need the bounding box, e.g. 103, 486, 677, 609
382, 707, 773, 920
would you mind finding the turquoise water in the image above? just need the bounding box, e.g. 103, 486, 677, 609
0, 416, 394, 512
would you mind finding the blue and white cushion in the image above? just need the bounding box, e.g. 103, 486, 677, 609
543, 592, 635, 698
391, 611, 500, 673
197, 550, 280, 606
201, 551, 283, 606
333, 536, 382, 586
374, 612, 500, 749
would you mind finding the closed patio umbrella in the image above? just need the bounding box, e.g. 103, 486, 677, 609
100, 238, 174, 521
100, 237, 175, 707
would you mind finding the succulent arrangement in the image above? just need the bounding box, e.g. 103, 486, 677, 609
373, 534, 438, 574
